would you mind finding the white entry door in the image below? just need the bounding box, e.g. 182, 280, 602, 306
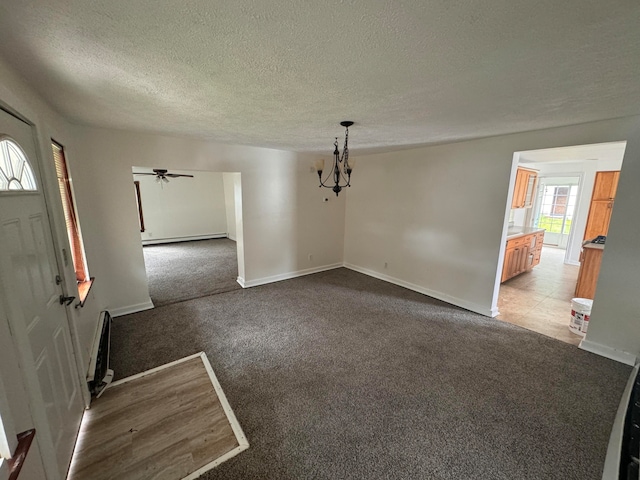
0, 109, 83, 479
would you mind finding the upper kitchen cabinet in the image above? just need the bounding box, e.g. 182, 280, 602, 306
583, 171, 620, 240
511, 167, 538, 209
590, 170, 620, 201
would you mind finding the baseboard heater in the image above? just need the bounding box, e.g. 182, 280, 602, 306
87, 311, 114, 398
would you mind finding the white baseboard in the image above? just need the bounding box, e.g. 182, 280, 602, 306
579, 338, 637, 366
227, 234, 236, 241
109, 300, 155, 317
344, 263, 494, 317
142, 234, 227, 246
239, 263, 343, 288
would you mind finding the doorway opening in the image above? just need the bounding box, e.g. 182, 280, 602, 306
494, 141, 627, 345
132, 168, 244, 307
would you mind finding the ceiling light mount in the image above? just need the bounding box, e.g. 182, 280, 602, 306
316, 121, 354, 196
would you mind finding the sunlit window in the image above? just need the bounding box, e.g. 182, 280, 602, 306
0, 138, 37, 191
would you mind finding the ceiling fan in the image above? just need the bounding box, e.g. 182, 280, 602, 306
133, 168, 194, 183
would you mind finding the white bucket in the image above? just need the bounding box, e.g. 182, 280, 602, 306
569, 298, 593, 336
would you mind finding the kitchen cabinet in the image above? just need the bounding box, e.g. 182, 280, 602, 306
583, 171, 620, 241
575, 244, 604, 299
501, 230, 544, 282
511, 167, 538, 209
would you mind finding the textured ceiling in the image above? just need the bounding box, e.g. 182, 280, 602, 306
0, 1, 638, 153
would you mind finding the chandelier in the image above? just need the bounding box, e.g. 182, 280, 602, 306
316, 121, 354, 196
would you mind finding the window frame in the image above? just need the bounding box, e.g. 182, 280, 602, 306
51, 140, 93, 302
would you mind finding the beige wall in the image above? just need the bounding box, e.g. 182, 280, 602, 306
0, 58, 101, 387
136, 169, 228, 243
223, 172, 239, 241
69, 125, 346, 314
0, 56, 97, 478
3, 53, 640, 372
345, 116, 640, 363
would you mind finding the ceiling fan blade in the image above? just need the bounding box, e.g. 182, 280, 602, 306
132, 172, 157, 176
166, 174, 194, 178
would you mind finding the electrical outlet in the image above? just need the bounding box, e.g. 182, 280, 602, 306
384, 262, 388, 269
308, 254, 313, 261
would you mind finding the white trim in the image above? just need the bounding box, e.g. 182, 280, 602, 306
0, 458, 8, 480
108, 300, 154, 318
344, 263, 494, 317
141, 233, 227, 246
227, 233, 236, 241
239, 262, 494, 317
579, 338, 637, 366
109, 352, 204, 387
183, 353, 249, 479
491, 152, 522, 319
238, 263, 343, 288
109, 352, 248, 479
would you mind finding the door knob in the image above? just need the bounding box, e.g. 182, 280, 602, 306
59, 295, 76, 306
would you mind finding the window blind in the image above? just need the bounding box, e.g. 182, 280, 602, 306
52, 141, 88, 283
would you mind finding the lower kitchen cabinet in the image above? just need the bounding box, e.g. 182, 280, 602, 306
574, 245, 604, 299
501, 231, 544, 282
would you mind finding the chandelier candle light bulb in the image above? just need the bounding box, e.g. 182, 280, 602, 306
317, 121, 354, 196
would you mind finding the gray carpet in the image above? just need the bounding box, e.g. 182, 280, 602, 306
142, 238, 240, 306
111, 268, 630, 480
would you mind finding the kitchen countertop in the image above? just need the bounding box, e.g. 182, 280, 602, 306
583, 242, 605, 250
506, 226, 545, 240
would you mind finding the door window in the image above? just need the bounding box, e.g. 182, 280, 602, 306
0, 137, 37, 191
535, 183, 578, 245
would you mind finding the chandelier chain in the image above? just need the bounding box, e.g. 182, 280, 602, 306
341, 127, 349, 165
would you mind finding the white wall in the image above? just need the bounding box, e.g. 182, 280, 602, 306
223, 172, 239, 241
345, 116, 640, 363
68, 125, 345, 314
136, 169, 228, 244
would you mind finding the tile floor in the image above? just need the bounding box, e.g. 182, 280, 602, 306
497, 246, 583, 346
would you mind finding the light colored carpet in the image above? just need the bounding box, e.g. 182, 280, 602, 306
112, 268, 630, 479
142, 238, 240, 307
69, 354, 247, 480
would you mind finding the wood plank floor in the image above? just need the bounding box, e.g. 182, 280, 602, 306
68, 356, 240, 480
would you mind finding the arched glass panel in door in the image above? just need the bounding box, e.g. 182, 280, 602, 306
0, 137, 37, 191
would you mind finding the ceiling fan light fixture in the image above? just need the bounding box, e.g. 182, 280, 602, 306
133, 168, 194, 187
